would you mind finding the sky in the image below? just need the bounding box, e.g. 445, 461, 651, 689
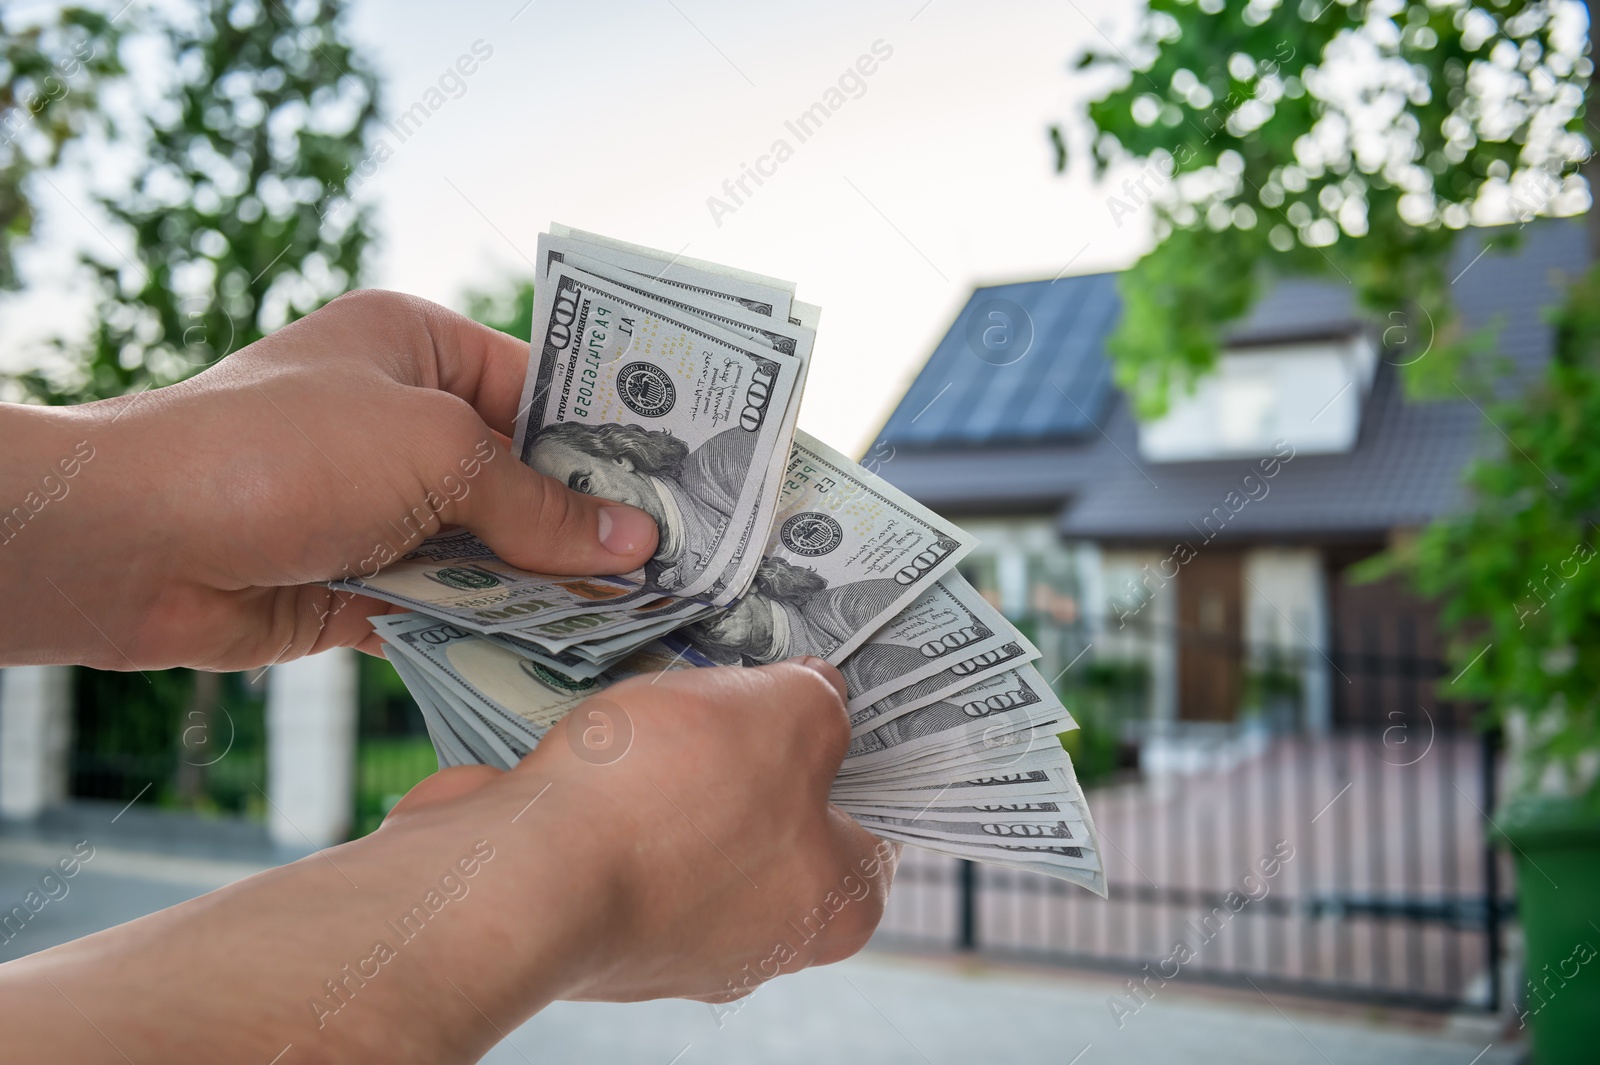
335, 0, 1151, 456
1, 0, 1154, 455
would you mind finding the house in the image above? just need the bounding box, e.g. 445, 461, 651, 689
871, 220, 1587, 754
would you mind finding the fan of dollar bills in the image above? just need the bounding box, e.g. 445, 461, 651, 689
338, 225, 1105, 895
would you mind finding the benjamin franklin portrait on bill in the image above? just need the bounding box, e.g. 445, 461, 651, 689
682, 556, 902, 668
525, 421, 757, 594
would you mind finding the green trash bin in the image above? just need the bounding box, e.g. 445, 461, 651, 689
1495, 795, 1600, 1065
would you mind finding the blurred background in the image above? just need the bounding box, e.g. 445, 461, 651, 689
3, 0, 1598, 1061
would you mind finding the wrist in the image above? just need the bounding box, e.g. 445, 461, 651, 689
465, 765, 632, 1002
0, 400, 123, 665
0, 386, 250, 669
0, 765, 626, 1063
314, 764, 628, 1055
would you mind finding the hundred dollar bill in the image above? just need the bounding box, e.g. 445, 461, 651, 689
901, 843, 1102, 895
539, 236, 799, 340
373, 612, 618, 683
839, 798, 1086, 829
835, 741, 1075, 789
426, 677, 534, 768
363, 228, 1106, 894
480, 631, 617, 681
342, 531, 726, 651
333, 529, 656, 628
521, 595, 717, 653
383, 615, 709, 748
851, 811, 1087, 848
843, 721, 1069, 788
839, 666, 1071, 773
840, 575, 1033, 714
548, 222, 795, 321
677, 430, 973, 667
543, 243, 814, 362
521, 603, 717, 654
379, 617, 1106, 891
570, 607, 714, 662
848, 639, 1037, 737
864, 820, 1102, 877
845, 793, 1098, 885
375, 610, 623, 681
830, 764, 1081, 804
538, 238, 819, 607
512, 262, 802, 604
374, 615, 544, 765
386, 652, 472, 768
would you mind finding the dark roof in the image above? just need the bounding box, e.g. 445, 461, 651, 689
1225, 276, 1363, 346
874, 219, 1589, 542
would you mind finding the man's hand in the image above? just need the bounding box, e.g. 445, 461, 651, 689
0, 660, 898, 1063
0, 290, 659, 670
507, 658, 895, 1005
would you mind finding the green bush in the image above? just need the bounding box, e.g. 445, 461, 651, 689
352, 737, 440, 838
70, 668, 266, 817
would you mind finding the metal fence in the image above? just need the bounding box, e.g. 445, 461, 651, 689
66, 658, 438, 838
68, 668, 267, 817
351, 655, 439, 837
872, 639, 1513, 1012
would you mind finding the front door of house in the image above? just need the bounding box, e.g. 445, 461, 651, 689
1177, 549, 1243, 721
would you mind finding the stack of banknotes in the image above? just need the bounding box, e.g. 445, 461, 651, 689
340, 226, 1105, 895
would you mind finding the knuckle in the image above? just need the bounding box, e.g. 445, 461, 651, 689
425, 387, 481, 429
841, 909, 879, 957
812, 914, 875, 967
416, 392, 489, 466
766, 662, 848, 756
327, 288, 402, 317
803, 682, 851, 765
856, 882, 890, 934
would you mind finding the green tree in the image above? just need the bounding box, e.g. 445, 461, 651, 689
19, 0, 381, 403
1060, 0, 1590, 416
1, 3, 125, 290
465, 276, 536, 342
1397, 264, 1600, 805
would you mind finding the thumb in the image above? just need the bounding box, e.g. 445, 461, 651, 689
442, 439, 658, 574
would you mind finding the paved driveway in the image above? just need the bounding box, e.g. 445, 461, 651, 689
495, 955, 1516, 1065
1, 830, 1519, 1065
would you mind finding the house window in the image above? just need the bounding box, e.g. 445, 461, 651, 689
1217, 373, 1277, 451
1138, 334, 1377, 462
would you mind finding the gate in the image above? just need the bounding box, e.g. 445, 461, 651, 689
872, 641, 1512, 1011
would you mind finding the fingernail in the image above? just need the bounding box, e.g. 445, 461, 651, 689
598, 505, 657, 557
795, 655, 848, 701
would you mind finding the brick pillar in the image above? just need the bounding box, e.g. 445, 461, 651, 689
266, 649, 358, 849
0, 666, 74, 821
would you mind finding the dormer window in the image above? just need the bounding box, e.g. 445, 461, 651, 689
1137, 332, 1376, 462
1217, 372, 1278, 451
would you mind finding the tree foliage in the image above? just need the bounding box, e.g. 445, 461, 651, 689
19, 0, 380, 403
1062, 0, 1590, 416
1391, 263, 1600, 804
0, 3, 125, 290
465, 277, 536, 342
